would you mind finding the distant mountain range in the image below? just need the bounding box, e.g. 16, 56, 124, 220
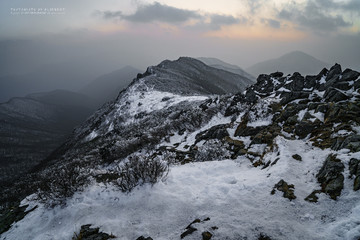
80, 66, 140, 106
0, 90, 97, 185
197, 57, 255, 81
246, 51, 330, 77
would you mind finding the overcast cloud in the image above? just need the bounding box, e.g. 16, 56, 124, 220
102, 2, 202, 23
277, 0, 354, 33
99, 1, 243, 30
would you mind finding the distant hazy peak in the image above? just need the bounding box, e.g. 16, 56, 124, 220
246, 50, 329, 77
197, 57, 255, 81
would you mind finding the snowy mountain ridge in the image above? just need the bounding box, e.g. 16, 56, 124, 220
1, 60, 360, 240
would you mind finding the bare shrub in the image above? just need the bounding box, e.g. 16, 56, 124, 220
113, 155, 169, 192
195, 139, 230, 162
35, 163, 89, 207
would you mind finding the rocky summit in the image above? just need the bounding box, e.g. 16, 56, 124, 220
1, 60, 360, 240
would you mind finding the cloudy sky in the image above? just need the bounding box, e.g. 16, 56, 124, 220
1, 0, 359, 75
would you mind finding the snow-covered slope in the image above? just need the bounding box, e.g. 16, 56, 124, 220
1, 62, 360, 240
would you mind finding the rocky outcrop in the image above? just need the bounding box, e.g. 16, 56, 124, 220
316, 155, 344, 200
271, 179, 296, 200
195, 124, 230, 143
136, 236, 153, 240
72, 224, 115, 240
349, 158, 360, 191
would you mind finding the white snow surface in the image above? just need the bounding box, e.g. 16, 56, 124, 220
3, 138, 360, 240
113, 80, 208, 126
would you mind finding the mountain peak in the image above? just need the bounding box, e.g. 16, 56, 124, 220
134, 56, 254, 95
246, 51, 329, 77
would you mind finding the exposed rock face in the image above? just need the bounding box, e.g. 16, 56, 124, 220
195, 124, 230, 143
136, 236, 153, 240
349, 158, 360, 191
317, 155, 345, 199
73, 224, 115, 240
271, 179, 296, 200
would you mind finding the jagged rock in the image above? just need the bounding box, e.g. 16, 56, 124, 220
270, 72, 283, 78
271, 179, 296, 200
195, 124, 230, 143
304, 75, 317, 89
304, 190, 322, 203
333, 135, 360, 152
317, 154, 344, 200
245, 89, 258, 102
341, 68, 360, 82
332, 81, 352, 91
292, 154, 302, 161
225, 136, 245, 158
251, 125, 281, 145
235, 123, 266, 137
324, 88, 349, 102
284, 72, 304, 91
315, 103, 329, 113
258, 233, 273, 240
181, 226, 197, 239
285, 115, 298, 125
284, 104, 308, 121
254, 74, 273, 94
349, 158, 360, 191
280, 91, 310, 105
73, 224, 115, 240
295, 121, 316, 139
136, 236, 153, 240
354, 79, 360, 90
202, 231, 213, 240
326, 63, 342, 82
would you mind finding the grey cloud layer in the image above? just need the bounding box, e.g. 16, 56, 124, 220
277, 0, 355, 32
100, 1, 243, 29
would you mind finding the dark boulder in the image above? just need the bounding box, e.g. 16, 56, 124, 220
324, 88, 349, 102
280, 91, 310, 105
326, 64, 342, 82
270, 72, 283, 78
349, 158, 360, 191
195, 124, 230, 143
74, 224, 115, 240
294, 121, 316, 139
202, 231, 213, 240
251, 125, 281, 145
245, 89, 258, 103
136, 236, 153, 240
292, 154, 302, 161
316, 154, 344, 200
332, 135, 360, 152
332, 81, 352, 91
271, 179, 296, 200
235, 125, 267, 137
304, 75, 317, 89
284, 72, 304, 91
304, 190, 322, 203
341, 68, 360, 82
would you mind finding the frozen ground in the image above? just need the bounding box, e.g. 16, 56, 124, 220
2, 137, 360, 240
